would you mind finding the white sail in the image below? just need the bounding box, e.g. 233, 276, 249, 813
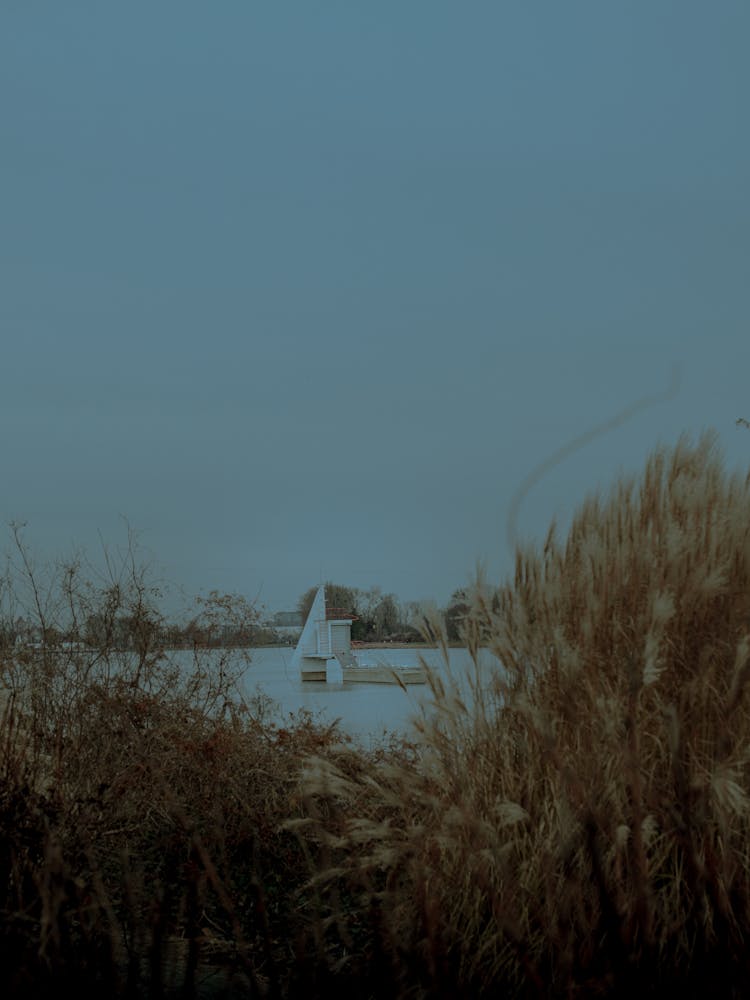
290, 584, 327, 676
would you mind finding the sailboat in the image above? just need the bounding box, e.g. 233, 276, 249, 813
291, 585, 427, 685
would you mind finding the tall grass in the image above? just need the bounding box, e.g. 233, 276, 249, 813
2, 430, 750, 996
298, 430, 750, 996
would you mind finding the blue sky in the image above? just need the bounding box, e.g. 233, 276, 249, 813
2, 3, 748, 615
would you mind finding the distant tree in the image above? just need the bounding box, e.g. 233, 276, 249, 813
402, 601, 423, 629
373, 593, 400, 638
296, 586, 318, 623
189, 590, 262, 647
324, 583, 358, 619
296, 582, 358, 624
444, 588, 469, 643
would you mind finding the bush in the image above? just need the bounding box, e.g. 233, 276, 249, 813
0, 530, 385, 996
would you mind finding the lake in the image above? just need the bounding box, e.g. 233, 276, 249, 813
233, 645, 504, 746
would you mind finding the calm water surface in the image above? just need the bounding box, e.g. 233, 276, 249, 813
233, 646, 504, 746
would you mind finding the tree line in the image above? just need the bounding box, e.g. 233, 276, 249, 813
296, 582, 472, 644
2, 582, 473, 652
0, 525, 475, 653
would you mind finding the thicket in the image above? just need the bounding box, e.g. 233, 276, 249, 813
2, 430, 750, 997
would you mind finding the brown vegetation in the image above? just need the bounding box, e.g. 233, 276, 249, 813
298, 430, 750, 996
2, 430, 750, 996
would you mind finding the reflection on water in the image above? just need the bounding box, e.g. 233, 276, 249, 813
229, 646, 505, 746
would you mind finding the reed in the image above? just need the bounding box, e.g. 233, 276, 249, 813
298, 430, 750, 996
3, 430, 750, 996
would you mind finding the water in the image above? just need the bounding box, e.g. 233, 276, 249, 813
232, 645, 504, 746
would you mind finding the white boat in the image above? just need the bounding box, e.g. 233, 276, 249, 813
291, 585, 427, 685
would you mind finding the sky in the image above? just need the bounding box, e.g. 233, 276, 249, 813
1, 3, 749, 617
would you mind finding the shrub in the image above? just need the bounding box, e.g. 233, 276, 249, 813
0, 530, 380, 996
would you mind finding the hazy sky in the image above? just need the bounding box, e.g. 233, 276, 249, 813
2, 3, 748, 616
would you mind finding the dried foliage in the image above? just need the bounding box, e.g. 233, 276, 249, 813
297, 431, 750, 997
0, 529, 375, 997
4, 431, 750, 997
